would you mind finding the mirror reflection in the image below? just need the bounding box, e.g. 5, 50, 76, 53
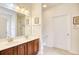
0, 4, 32, 39
16, 13, 26, 36
0, 13, 27, 38
0, 14, 11, 38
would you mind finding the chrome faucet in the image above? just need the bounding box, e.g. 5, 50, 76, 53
25, 35, 28, 39
7, 36, 13, 42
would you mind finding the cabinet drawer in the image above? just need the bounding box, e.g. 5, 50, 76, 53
13, 46, 18, 55
33, 39, 39, 54
34, 39, 39, 51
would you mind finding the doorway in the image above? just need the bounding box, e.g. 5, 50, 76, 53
53, 15, 71, 50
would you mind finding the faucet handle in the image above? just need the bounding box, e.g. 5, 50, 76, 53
25, 35, 28, 38
7, 37, 13, 42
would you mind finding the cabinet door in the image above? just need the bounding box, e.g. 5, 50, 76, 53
33, 39, 39, 54
27, 41, 34, 55
0, 48, 13, 55
18, 44, 25, 55
24, 43, 28, 55
13, 46, 18, 55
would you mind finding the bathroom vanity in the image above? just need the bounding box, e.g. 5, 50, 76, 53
0, 4, 41, 55
0, 36, 39, 55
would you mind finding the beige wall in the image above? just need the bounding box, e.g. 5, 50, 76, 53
31, 4, 42, 54
32, 3, 42, 35
43, 3, 79, 54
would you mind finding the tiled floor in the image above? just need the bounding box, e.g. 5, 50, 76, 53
42, 46, 74, 55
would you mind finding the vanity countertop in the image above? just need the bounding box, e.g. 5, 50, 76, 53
0, 35, 40, 51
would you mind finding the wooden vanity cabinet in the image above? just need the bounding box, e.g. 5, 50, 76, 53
27, 41, 34, 55
24, 43, 28, 55
13, 46, 18, 55
0, 39, 39, 55
33, 39, 39, 54
27, 39, 39, 55
0, 47, 14, 55
17, 44, 25, 55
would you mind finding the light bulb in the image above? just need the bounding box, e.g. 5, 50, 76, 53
21, 8, 25, 12
24, 10, 30, 16
16, 6, 20, 10
43, 4, 47, 8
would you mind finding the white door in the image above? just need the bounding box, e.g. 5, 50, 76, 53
53, 15, 71, 50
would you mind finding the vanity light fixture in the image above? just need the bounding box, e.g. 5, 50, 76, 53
24, 10, 30, 15
16, 6, 20, 10
21, 8, 25, 12
43, 4, 47, 8
25, 10, 29, 13
16, 6, 30, 16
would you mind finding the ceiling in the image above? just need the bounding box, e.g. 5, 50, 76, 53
15, 3, 61, 11
15, 3, 32, 11
42, 3, 62, 10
